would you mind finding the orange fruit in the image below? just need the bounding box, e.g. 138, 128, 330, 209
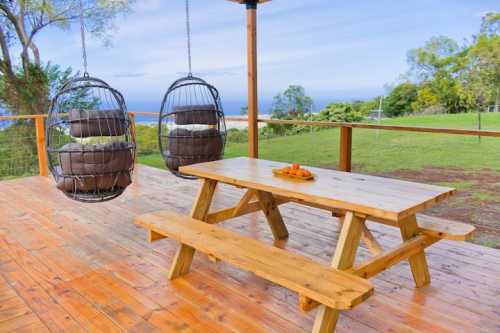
289, 170, 297, 175
291, 163, 300, 170
296, 170, 305, 177
282, 168, 290, 174
303, 170, 312, 177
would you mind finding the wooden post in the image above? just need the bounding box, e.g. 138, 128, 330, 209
339, 126, 352, 172
34, 116, 48, 177
246, 1, 258, 158
228, 1, 272, 158
128, 112, 137, 163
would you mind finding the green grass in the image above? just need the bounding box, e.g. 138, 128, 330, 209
138, 112, 500, 173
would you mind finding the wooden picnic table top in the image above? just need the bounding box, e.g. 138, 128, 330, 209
180, 157, 455, 222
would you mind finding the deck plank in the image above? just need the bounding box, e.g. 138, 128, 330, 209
0, 165, 499, 333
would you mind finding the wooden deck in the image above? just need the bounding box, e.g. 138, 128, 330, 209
0, 165, 499, 333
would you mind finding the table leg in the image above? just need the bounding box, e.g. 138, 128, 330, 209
334, 212, 382, 256
399, 214, 431, 287
312, 211, 365, 332
168, 179, 218, 279
256, 190, 289, 240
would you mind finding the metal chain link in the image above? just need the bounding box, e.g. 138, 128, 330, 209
79, 0, 89, 77
185, 0, 193, 76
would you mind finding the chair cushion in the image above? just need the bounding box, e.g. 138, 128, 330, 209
55, 141, 133, 193
173, 105, 218, 125
168, 128, 223, 157
69, 109, 126, 137
56, 170, 132, 193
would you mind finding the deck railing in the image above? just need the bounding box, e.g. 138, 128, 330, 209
1, 112, 500, 178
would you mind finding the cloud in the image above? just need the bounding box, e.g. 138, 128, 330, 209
36, 0, 490, 101
114, 72, 147, 78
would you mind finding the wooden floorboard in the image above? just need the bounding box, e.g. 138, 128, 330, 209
0, 165, 499, 333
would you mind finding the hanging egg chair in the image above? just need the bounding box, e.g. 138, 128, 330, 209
45, 1, 135, 202
159, 75, 226, 179
46, 75, 136, 202
158, 0, 227, 179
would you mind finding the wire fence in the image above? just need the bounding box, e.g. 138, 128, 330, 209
0, 118, 40, 180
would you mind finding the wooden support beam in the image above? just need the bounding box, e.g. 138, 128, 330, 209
149, 230, 166, 242
256, 190, 289, 240
335, 213, 383, 256
206, 195, 289, 224
399, 215, 431, 287
168, 179, 218, 279
35, 116, 48, 177
349, 235, 438, 279
311, 212, 365, 332
339, 126, 352, 172
233, 189, 257, 216
247, 1, 258, 158
301, 233, 439, 312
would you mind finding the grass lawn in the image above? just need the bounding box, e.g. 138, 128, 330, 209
139, 112, 500, 173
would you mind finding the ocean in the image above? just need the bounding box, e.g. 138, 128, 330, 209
127, 99, 332, 123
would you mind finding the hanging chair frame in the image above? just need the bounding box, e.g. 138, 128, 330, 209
158, 75, 227, 179
46, 75, 136, 203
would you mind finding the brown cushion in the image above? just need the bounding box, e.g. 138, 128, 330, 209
56, 171, 132, 193
55, 141, 133, 193
166, 155, 220, 172
173, 105, 218, 125
168, 128, 223, 157
58, 141, 133, 175
69, 109, 126, 137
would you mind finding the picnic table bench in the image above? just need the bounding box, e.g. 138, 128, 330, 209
135, 157, 475, 333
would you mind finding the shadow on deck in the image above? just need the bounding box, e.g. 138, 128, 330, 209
0, 165, 499, 332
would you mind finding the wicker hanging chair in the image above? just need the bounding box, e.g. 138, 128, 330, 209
46, 75, 136, 202
159, 75, 227, 179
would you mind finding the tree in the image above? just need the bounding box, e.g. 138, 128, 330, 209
0, 0, 134, 115
406, 35, 476, 113
467, 12, 500, 108
384, 82, 418, 117
407, 36, 463, 82
270, 85, 313, 119
411, 85, 440, 113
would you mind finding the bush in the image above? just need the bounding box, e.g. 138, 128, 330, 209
384, 82, 418, 117
314, 103, 363, 122
227, 128, 248, 143
135, 124, 158, 155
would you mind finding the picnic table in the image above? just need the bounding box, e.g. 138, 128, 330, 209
136, 157, 475, 333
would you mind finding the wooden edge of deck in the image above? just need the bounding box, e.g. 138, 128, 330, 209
134, 210, 374, 311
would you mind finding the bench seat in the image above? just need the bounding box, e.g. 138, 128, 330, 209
417, 214, 475, 241
135, 210, 374, 311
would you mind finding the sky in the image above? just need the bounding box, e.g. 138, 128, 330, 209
35, 0, 498, 109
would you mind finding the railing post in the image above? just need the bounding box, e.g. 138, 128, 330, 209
128, 112, 137, 164
35, 116, 48, 177
339, 126, 352, 172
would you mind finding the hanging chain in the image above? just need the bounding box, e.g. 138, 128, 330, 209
185, 0, 193, 76
79, 0, 89, 77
